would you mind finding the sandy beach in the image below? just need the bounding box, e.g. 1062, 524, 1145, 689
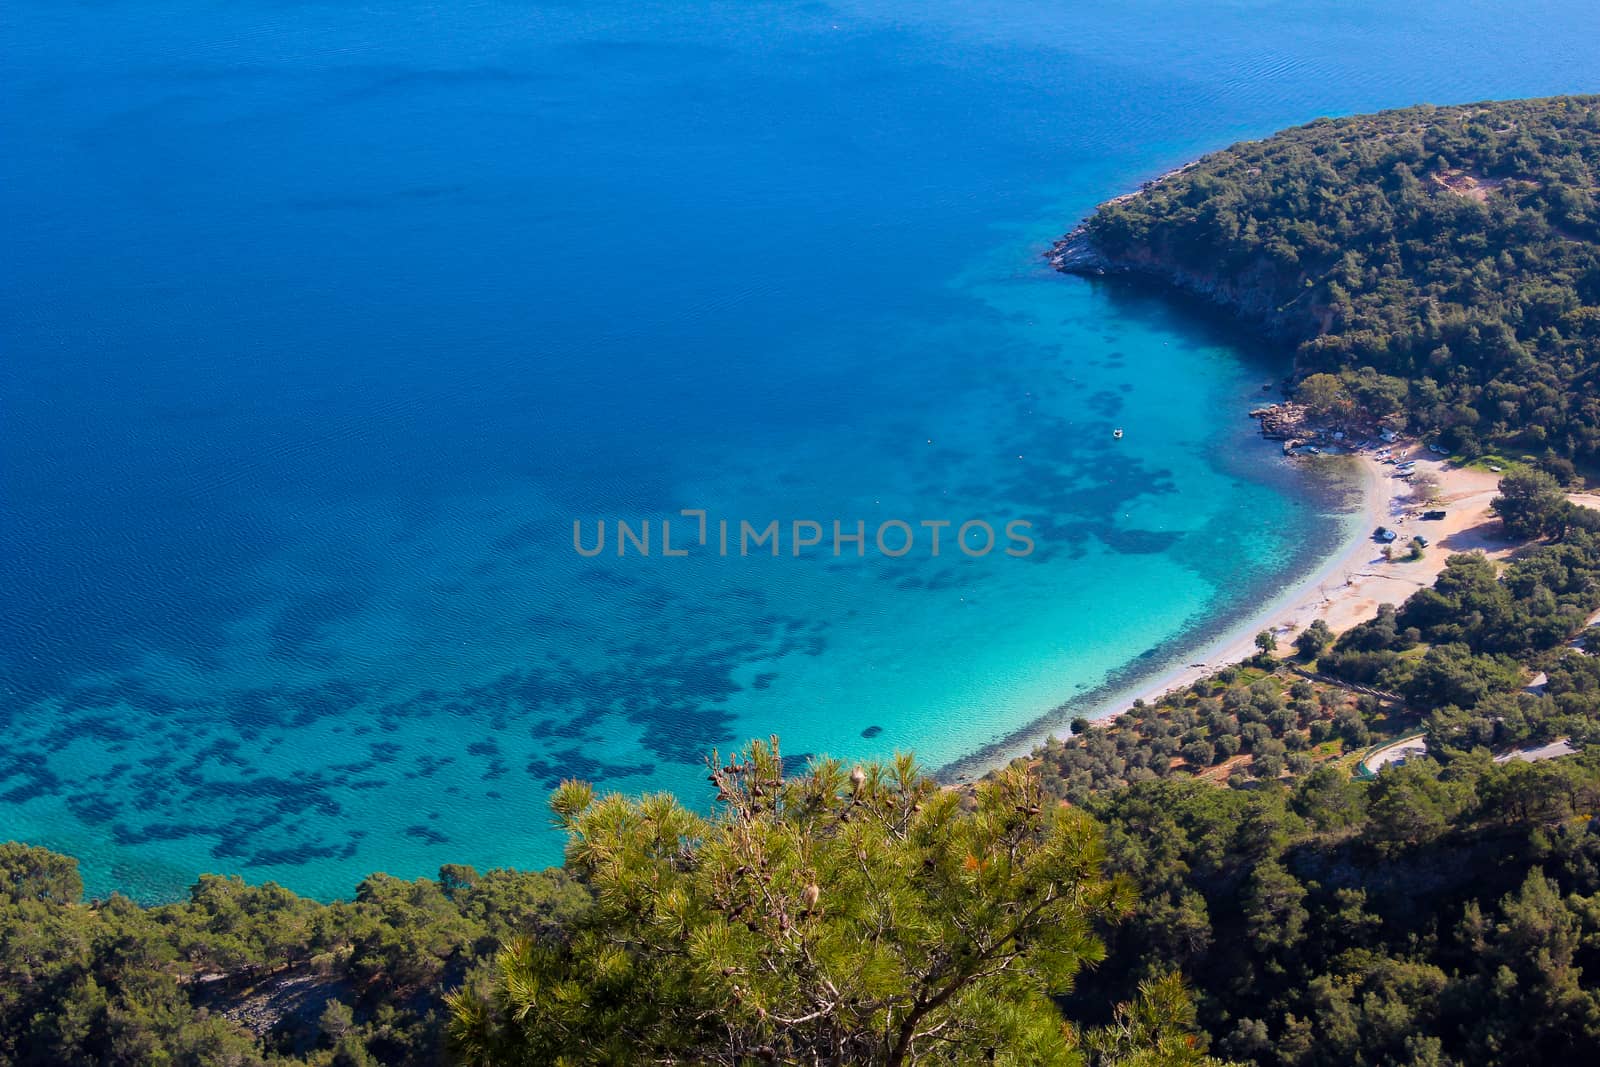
1093, 448, 1510, 711
946, 445, 1511, 778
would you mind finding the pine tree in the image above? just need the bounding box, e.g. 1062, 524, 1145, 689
447, 738, 1225, 1066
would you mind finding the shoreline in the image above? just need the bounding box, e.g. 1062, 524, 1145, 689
941, 445, 1508, 781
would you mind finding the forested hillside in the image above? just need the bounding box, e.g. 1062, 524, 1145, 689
8, 727, 1600, 1065
1022, 476, 1600, 1065
0, 843, 589, 1065
1075, 756, 1600, 1066
2, 758, 1223, 1067
1057, 96, 1600, 457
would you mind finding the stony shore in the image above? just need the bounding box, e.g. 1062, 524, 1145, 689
1046, 174, 1309, 340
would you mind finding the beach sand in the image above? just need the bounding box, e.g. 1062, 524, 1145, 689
947, 446, 1512, 777
1092, 449, 1508, 712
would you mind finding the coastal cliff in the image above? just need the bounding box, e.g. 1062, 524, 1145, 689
1048, 222, 1307, 340
1047, 95, 1600, 458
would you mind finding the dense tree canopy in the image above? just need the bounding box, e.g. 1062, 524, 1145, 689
1075, 756, 1600, 1067
1492, 467, 1590, 538
1077, 96, 1600, 456
447, 740, 1222, 1067
0, 845, 589, 1066
1, 754, 1223, 1067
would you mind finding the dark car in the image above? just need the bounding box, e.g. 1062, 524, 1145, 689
1421, 510, 1447, 520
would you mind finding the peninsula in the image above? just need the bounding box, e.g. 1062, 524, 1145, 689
1052, 95, 1600, 459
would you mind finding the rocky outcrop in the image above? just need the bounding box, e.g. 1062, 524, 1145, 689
1046, 226, 1111, 274
1249, 401, 1310, 440
1048, 211, 1314, 344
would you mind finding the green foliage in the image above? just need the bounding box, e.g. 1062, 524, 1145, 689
1318, 529, 1600, 755
8, 723, 1600, 1067
1364, 756, 1472, 851
0, 847, 589, 1066
1029, 670, 1366, 801
1077, 755, 1600, 1066
1076, 972, 1232, 1067
1031, 488, 1600, 1064
447, 739, 1217, 1066
1082, 96, 1600, 457
0, 841, 83, 905
1294, 374, 1352, 419
1403, 643, 1524, 709
1492, 467, 1575, 538
1293, 620, 1334, 660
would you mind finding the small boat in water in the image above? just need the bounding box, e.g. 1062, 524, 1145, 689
1113, 428, 1124, 439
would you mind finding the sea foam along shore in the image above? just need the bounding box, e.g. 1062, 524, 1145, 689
942, 447, 1508, 780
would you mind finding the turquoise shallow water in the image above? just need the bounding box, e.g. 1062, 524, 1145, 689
4, 0, 1599, 901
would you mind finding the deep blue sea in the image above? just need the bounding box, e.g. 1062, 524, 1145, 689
4, 0, 1599, 901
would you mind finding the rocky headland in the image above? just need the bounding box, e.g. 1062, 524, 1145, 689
1047, 218, 1308, 342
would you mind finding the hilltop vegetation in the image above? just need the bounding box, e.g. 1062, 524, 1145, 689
2, 754, 1225, 1067
1010, 481, 1600, 1064
1075, 754, 1600, 1067
6, 751, 1222, 1067
0, 841, 590, 1066
9, 726, 1600, 1065
447, 744, 1221, 1067
1064, 96, 1600, 458
1035, 487, 1600, 803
